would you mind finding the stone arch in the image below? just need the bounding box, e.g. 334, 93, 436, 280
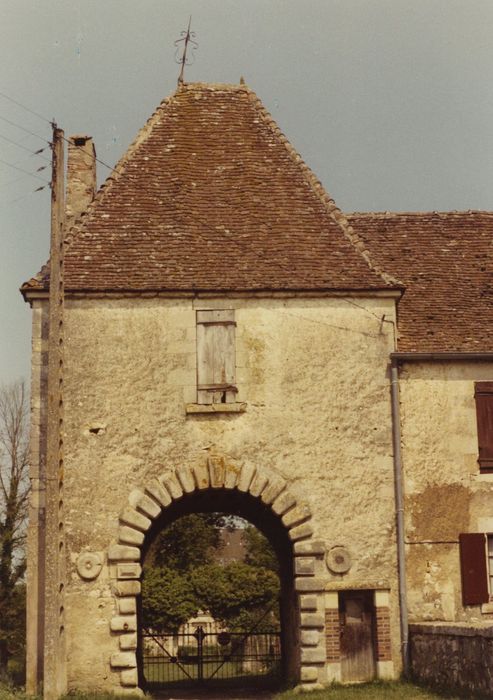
107, 456, 327, 692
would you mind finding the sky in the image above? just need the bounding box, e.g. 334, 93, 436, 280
1, 0, 493, 385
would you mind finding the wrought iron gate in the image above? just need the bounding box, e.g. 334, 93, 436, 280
142, 623, 281, 690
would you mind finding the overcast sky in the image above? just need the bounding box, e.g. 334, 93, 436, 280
1, 0, 493, 385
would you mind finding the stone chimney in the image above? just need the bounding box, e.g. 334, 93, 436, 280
65, 134, 96, 226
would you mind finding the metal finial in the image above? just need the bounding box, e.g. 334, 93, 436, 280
174, 16, 198, 85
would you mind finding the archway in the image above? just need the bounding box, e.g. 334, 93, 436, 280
108, 457, 327, 693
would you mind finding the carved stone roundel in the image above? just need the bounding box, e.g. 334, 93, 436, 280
326, 546, 351, 574
76, 552, 103, 580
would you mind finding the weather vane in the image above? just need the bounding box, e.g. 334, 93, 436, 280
175, 17, 198, 85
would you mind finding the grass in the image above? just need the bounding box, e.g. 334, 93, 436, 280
274, 680, 491, 700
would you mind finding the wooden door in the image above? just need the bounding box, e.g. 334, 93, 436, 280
340, 591, 376, 682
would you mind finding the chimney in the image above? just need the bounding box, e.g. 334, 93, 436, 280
65, 134, 96, 226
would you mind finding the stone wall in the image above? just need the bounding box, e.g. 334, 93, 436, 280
410, 622, 493, 697
399, 361, 493, 623
29, 293, 402, 693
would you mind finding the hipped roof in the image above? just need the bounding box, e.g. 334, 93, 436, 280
22, 82, 396, 294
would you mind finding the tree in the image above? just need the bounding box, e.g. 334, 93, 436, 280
0, 381, 30, 673
243, 525, 279, 574
141, 567, 198, 632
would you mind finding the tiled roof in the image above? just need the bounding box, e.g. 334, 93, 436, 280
22, 83, 394, 294
349, 211, 493, 352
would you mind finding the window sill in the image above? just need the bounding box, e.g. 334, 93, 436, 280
185, 402, 247, 415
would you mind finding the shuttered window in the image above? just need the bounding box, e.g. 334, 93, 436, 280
459, 533, 489, 605
475, 382, 493, 473
196, 310, 237, 405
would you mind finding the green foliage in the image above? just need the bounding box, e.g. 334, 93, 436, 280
244, 525, 279, 573
274, 680, 477, 700
190, 561, 280, 631
146, 514, 224, 572
141, 567, 198, 632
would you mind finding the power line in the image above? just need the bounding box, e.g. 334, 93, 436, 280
0, 89, 52, 124
0, 114, 50, 143
0, 132, 50, 161
2, 185, 48, 206
0, 157, 50, 183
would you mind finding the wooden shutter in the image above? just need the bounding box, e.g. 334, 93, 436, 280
459, 533, 489, 605
196, 310, 236, 405
475, 382, 493, 472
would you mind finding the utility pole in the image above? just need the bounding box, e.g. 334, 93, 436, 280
43, 123, 67, 699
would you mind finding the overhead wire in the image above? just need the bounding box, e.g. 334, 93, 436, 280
0, 132, 50, 161
0, 156, 50, 183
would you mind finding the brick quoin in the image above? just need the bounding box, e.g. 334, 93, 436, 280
325, 609, 341, 662
375, 606, 392, 661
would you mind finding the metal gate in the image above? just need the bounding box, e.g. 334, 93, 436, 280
142, 623, 281, 690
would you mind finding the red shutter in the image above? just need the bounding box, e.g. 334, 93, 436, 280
459, 533, 489, 605
475, 382, 493, 472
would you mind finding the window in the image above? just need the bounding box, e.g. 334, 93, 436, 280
196, 310, 237, 405
459, 533, 490, 605
474, 382, 493, 473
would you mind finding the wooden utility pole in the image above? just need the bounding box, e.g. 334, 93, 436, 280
43, 123, 67, 699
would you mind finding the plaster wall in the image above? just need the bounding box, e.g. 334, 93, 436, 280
34, 295, 401, 692
399, 361, 493, 623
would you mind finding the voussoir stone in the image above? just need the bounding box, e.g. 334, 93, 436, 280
282, 503, 312, 528
261, 478, 286, 505
108, 544, 141, 562
237, 463, 255, 492
294, 540, 326, 556
135, 493, 161, 519
208, 456, 225, 488
119, 507, 152, 533
224, 461, 241, 489
249, 472, 268, 498
159, 473, 183, 500
176, 466, 195, 493
192, 462, 210, 490
288, 522, 314, 542
272, 491, 297, 516
118, 526, 145, 547
145, 479, 171, 508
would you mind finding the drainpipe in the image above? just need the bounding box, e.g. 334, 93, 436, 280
390, 358, 409, 676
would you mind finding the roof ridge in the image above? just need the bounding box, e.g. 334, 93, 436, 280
243, 87, 400, 288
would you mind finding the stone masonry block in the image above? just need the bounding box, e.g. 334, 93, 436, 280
118, 526, 145, 547
108, 545, 141, 562
145, 480, 171, 508
117, 563, 142, 580
208, 456, 225, 488
301, 647, 326, 664
159, 473, 183, 500
300, 666, 319, 682
118, 598, 137, 615
113, 581, 141, 597
237, 463, 255, 492
249, 472, 268, 498
301, 630, 320, 646
300, 613, 325, 628
261, 478, 285, 505
192, 463, 210, 490
298, 683, 325, 692
110, 652, 137, 669
120, 669, 138, 687
135, 494, 161, 519
295, 577, 326, 593
224, 462, 241, 489
176, 466, 195, 493
272, 491, 297, 516
288, 522, 314, 542
294, 540, 326, 556
110, 615, 137, 633
295, 557, 316, 576
300, 595, 318, 611
282, 504, 312, 529
119, 633, 137, 650
119, 508, 152, 533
